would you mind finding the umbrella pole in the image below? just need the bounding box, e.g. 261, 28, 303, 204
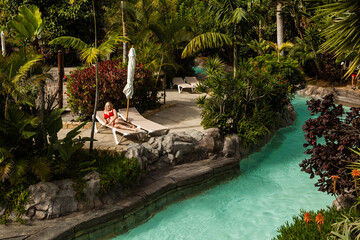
126, 98, 130, 121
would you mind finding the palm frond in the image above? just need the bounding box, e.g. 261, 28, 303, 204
49, 36, 89, 51
228, 7, 247, 24
182, 32, 232, 58
30, 157, 51, 182
13, 54, 43, 83
80, 47, 100, 65
0, 162, 12, 182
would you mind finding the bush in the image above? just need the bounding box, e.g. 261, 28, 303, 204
93, 150, 142, 193
300, 94, 360, 195
197, 56, 304, 145
274, 207, 358, 240
252, 54, 306, 92
67, 59, 160, 119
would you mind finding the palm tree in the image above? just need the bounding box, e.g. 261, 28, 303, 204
8, 5, 49, 133
54, 0, 127, 152
318, 0, 360, 77
266, 40, 294, 62
49, 33, 127, 151
0, 52, 43, 118
181, 0, 248, 78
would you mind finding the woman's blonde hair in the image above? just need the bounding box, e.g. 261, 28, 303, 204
104, 102, 113, 111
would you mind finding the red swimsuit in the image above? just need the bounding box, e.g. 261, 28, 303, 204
104, 110, 114, 120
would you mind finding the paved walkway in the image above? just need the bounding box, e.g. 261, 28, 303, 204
58, 89, 205, 152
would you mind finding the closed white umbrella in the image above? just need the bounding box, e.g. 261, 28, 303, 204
1, 31, 5, 56
123, 45, 136, 121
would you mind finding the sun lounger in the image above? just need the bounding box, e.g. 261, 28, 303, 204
118, 107, 169, 136
94, 111, 146, 145
172, 77, 195, 93
185, 76, 200, 87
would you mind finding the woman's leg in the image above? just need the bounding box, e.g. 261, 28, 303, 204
114, 123, 138, 131
115, 118, 136, 129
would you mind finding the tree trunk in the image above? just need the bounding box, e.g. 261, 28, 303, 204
276, 2, 284, 55
90, 59, 99, 152
57, 48, 64, 109
122, 0, 127, 64
90, 0, 98, 153
233, 24, 237, 78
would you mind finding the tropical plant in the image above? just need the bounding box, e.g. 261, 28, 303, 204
196, 55, 299, 145
329, 207, 360, 240
266, 40, 294, 62
93, 150, 141, 193
247, 38, 270, 56
0, 51, 42, 118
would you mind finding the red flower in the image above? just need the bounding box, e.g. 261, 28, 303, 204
64, 83, 66, 85
139, 63, 142, 67
64, 92, 66, 95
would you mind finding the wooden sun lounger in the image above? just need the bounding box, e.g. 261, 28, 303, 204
118, 107, 169, 136
172, 77, 195, 93
94, 111, 146, 145
184, 76, 200, 87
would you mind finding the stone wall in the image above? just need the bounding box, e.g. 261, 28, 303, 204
3, 104, 296, 223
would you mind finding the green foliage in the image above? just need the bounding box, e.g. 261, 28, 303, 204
198, 55, 304, 145
93, 150, 142, 193
8, 5, 44, 41
329, 207, 360, 240
252, 54, 306, 92
274, 207, 358, 240
0, 183, 30, 224
66, 59, 160, 119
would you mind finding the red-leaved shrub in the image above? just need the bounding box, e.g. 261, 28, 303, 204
66, 59, 159, 119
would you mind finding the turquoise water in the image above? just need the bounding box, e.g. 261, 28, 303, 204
113, 96, 334, 240
193, 66, 206, 75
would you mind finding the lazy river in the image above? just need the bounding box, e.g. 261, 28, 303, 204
110, 96, 334, 240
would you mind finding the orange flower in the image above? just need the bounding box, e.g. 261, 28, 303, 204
331, 175, 340, 194
304, 212, 311, 228
352, 169, 360, 177
316, 213, 324, 233
352, 170, 360, 189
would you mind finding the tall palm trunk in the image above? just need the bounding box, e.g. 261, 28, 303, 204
156, 53, 164, 86
90, 0, 99, 153
233, 24, 238, 78
276, 2, 284, 55
122, 0, 127, 64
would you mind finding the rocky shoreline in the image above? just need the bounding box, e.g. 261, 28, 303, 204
297, 84, 360, 107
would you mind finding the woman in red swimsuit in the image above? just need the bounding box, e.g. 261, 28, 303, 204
103, 102, 137, 131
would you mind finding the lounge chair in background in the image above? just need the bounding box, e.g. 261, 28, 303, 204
185, 76, 200, 88
118, 107, 169, 136
94, 111, 146, 145
172, 77, 195, 93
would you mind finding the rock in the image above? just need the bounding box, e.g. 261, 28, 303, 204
25, 206, 36, 218
34, 210, 46, 220
172, 141, 194, 154
28, 182, 58, 206
0, 206, 6, 216
223, 135, 240, 158
332, 194, 356, 210
162, 134, 173, 153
